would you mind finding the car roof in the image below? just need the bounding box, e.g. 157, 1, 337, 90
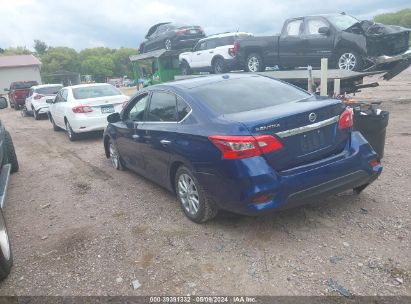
200, 32, 252, 41
151, 74, 263, 91
31, 84, 63, 90
66, 83, 115, 90
290, 13, 350, 20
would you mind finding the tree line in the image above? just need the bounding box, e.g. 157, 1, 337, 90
0, 40, 137, 83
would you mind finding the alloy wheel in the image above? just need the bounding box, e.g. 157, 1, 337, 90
177, 173, 200, 216
214, 60, 224, 73
0, 213, 10, 261
248, 56, 260, 72
338, 53, 357, 71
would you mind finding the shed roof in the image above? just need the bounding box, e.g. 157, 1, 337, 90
0, 55, 41, 68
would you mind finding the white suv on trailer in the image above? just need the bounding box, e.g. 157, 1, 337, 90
179, 32, 253, 74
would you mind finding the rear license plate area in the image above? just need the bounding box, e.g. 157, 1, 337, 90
300, 129, 326, 154
46, 99, 53, 103
189, 30, 197, 34
101, 105, 114, 114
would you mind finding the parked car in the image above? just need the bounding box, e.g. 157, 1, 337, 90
47, 83, 129, 141
103, 74, 382, 223
0, 96, 19, 280
235, 13, 411, 72
25, 84, 63, 120
179, 32, 253, 74
139, 22, 205, 53
5, 81, 39, 110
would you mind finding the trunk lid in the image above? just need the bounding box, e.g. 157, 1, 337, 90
75, 95, 127, 117
12, 89, 30, 100
223, 98, 347, 171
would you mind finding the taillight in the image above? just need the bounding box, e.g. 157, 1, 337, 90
175, 29, 187, 35
72, 105, 93, 113
34, 94, 44, 100
12, 92, 18, 98
369, 159, 380, 167
228, 40, 238, 57
338, 108, 353, 129
208, 135, 283, 160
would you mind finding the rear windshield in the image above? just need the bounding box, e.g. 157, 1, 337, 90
72, 85, 121, 99
191, 76, 310, 115
36, 86, 63, 95
12, 81, 38, 89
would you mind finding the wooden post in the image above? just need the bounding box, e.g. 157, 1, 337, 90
320, 58, 328, 96
334, 79, 341, 96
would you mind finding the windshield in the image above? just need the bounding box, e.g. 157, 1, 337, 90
191, 76, 310, 115
36, 86, 63, 95
72, 85, 122, 99
12, 81, 38, 89
327, 15, 359, 30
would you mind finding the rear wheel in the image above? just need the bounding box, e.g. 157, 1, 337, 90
212, 58, 226, 74
181, 61, 192, 75
246, 53, 265, 72
336, 49, 363, 71
65, 120, 78, 141
175, 166, 218, 223
2, 131, 19, 173
0, 209, 13, 280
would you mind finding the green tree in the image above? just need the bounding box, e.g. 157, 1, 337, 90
81, 55, 114, 82
112, 47, 138, 78
374, 8, 411, 28
1, 46, 31, 56
34, 40, 48, 55
40, 47, 79, 79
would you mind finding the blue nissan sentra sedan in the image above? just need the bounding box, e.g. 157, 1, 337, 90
103, 74, 382, 223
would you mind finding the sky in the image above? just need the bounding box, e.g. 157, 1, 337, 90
1, 0, 410, 51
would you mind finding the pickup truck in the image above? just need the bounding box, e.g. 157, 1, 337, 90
5, 80, 39, 110
235, 13, 411, 72
0, 96, 18, 280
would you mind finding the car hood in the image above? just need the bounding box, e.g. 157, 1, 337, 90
345, 20, 410, 36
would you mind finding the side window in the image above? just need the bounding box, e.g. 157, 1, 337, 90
147, 92, 177, 122
61, 89, 68, 101
127, 94, 149, 121
306, 19, 329, 35
285, 19, 303, 36
54, 92, 62, 103
197, 41, 207, 51
177, 97, 191, 121
28, 89, 33, 97
206, 39, 217, 50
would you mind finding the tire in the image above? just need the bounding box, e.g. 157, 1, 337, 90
175, 166, 218, 223
181, 61, 192, 75
65, 120, 78, 141
49, 114, 60, 131
3, 131, 19, 173
9, 102, 14, 109
336, 49, 363, 71
14, 104, 19, 111
245, 53, 265, 72
0, 209, 13, 280
108, 139, 124, 171
212, 57, 226, 74
164, 39, 172, 50
32, 107, 39, 120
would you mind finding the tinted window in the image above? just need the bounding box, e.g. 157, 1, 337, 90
127, 94, 149, 121
177, 97, 191, 121
327, 15, 359, 30
306, 19, 328, 35
147, 92, 177, 122
61, 89, 68, 101
206, 39, 217, 49
196, 41, 207, 51
72, 85, 121, 99
191, 76, 310, 115
12, 81, 38, 89
286, 19, 303, 36
216, 36, 235, 46
35, 86, 63, 95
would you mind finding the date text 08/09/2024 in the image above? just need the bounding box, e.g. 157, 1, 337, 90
149, 296, 257, 303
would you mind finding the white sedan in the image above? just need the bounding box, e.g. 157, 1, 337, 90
48, 83, 129, 141
25, 84, 63, 120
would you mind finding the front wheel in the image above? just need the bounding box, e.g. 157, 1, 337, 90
65, 120, 78, 141
3, 131, 19, 173
109, 139, 124, 170
32, 107, 40, 120
49, 114, 60, 131
245, 53, 265, 72
0, 209, 13, 280
336, 50, 363, 71
175, 166, 218, 223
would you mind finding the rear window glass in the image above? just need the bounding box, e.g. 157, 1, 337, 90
12, 81, 38, 89
35, 86, 63, 95
191, 76, 310, 115
72, 85, 121, 99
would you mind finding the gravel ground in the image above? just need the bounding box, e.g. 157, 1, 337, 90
0, 69, 409, 296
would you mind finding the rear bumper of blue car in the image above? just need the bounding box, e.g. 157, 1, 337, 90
194, 131, 382, 215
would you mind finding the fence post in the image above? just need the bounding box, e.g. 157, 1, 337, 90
334, 78, 341, 96
320, 58, 328, 96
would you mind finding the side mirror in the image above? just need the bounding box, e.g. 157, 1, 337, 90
0, 97, 8, 109
107, 112, 121, 123
318, 27, 331, 35
4, 88, 9, 92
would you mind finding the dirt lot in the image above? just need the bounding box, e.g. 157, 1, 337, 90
0, 69, 409, 296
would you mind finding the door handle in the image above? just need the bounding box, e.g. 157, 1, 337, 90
160, 140, 171, 146
132, 134, 140, 140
